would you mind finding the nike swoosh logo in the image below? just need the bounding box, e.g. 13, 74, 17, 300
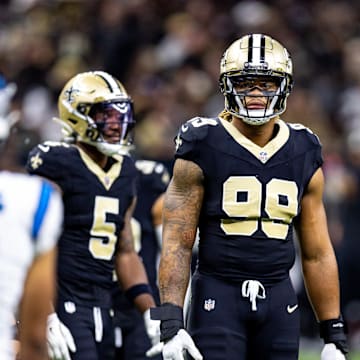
287, 304, 298, 314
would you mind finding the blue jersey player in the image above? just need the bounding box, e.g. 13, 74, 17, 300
0, 78, 63, 360
26, 71, 160, 360
151, 34, 348, 360
113, 159, 169, 359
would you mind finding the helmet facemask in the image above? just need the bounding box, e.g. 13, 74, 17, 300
221, 73, 292, 125
82, 99, 135, 156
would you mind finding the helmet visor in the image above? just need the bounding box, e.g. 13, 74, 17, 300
228, 75, 283, 96
89, 100, 135, 145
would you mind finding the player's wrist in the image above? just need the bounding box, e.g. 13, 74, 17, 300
47, 313, 59, 324
124, 283, 152, 303
150, 302, 184, 342
319, 316, 348, 354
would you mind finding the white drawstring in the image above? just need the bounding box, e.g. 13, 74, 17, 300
93, 307, 103, 342
241, 280, 266, 311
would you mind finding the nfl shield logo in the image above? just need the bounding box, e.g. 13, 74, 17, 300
259, 151, 268, 163
204, 298, 216, 311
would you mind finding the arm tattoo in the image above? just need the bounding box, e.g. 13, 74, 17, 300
159, 159, 203, 306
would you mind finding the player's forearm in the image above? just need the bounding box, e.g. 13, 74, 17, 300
302, 253, 341, 321
159, 206, 199, 306
158, 239, 193, 307
116, 251, 149, 289
19, 340, 48, 360
116, 251, 156, 312
159, 159, 203, 306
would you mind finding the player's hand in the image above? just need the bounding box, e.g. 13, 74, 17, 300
161, 329, 203, 360
146, 341, 164, 358
144, 308, 161, 345
321, 343, 346, 360
143, 308, 163, 357
47, 313, 76, 360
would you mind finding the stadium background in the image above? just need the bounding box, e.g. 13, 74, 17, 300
1, 0, 360, 358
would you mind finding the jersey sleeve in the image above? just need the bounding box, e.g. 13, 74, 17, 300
304, 140, 323, 187
289, 123, 324, 187
25, 141, 70, 183
125, 155, 138, 200
174, 117, 218, 165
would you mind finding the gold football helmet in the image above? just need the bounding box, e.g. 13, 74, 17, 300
56, 71, 135, 155
219, 34, 293, 125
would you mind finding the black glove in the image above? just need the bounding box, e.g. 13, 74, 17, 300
150, 302, 184, 342
319, 317, 348, 355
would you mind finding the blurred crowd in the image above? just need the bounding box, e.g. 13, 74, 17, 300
1, 0, 360, 349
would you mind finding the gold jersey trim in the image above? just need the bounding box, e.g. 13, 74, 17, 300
219, 118, 290, 163
77, 147, 123, 190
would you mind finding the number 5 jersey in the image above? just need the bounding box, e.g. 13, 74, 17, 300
26, 142, 137, 307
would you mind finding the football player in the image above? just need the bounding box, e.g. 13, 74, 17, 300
0, 78, 63, 360
150, 34, 348, 360
113, 159, 169, 359
25, 71, 160, 360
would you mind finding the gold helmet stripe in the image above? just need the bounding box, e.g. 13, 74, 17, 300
94, 71, 122, 94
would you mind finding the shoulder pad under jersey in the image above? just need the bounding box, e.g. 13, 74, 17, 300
135, 159, 170, 189
287, 123, 322, 147
175, 117, 219, 156
26, 141, 72, 179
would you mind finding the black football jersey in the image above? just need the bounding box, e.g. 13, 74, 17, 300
113, 159, 169, 309
26, 141, 137, 306
134, 160, 169, 303
175, 117, 323, 285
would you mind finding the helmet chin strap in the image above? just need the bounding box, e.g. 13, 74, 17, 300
240, 109, 274, 125
233, 96, 274, 125
95, 142, 133, 156
78, 136, 132, 156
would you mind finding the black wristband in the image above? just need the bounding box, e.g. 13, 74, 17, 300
124, 283, 151, 303
319, 317, 349, 354
150, 302, 184, 342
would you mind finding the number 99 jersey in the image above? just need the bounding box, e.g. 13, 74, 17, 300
26, 141, 137, 306
175, 117, 322, 285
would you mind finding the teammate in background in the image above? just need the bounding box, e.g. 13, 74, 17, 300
151, 34, 348, 360
0, 78, 63, 360
113, 159, 169, 359
26, 71, 160, 360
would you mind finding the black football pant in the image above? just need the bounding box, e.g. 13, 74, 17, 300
57, 298, 114, 360
113, 307, 162, 360
187, 271, 300, 360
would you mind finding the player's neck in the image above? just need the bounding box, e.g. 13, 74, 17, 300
231, 116, 279, 147
76, 142, 109, 169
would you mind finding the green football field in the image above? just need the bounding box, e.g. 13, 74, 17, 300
298, 336, 360, 359
299, 350, 360, 360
